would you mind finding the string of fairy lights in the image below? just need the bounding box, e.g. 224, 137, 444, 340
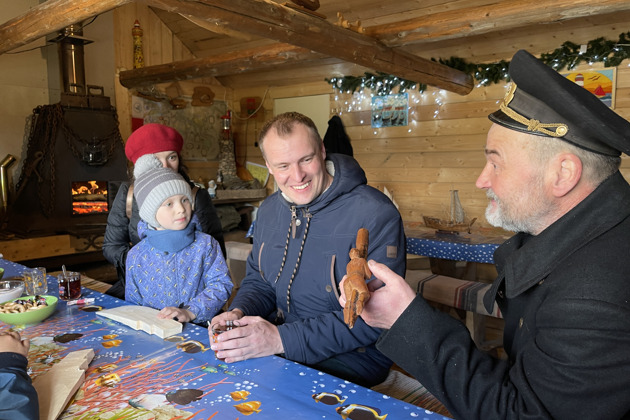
327, 32, 630, 123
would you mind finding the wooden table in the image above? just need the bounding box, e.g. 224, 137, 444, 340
1, 258, 450, 420
404, 222, 510, 279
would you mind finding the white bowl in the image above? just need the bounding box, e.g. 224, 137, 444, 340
0, 280, 25, 303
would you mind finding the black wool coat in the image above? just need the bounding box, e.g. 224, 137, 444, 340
378, 171, 630, 419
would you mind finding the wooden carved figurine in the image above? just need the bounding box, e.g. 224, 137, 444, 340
343, 228, 371, 328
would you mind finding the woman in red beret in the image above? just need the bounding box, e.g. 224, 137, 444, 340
102, 123, 225, 300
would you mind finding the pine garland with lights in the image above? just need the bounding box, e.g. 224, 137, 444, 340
326, 71, 426, 96
327, 31, 630, 94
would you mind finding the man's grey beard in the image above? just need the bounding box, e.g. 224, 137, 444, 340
485, 190, 544, 234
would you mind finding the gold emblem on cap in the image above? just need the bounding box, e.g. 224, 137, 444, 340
555, 125, 568, 136
500, 83, 569, 138
503, 83, 517, 104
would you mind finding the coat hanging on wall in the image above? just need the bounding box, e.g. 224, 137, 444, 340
323, 115, 353, 157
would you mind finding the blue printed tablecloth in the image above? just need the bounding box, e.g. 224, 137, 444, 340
0, 258, 449, 420
405, 223, 509, 264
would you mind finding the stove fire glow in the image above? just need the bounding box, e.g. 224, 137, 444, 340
72, 180, 108, 215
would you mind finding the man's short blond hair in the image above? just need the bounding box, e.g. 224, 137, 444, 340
258, 112, 322, 159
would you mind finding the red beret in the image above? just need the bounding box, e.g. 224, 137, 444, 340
125, 123, 184, 164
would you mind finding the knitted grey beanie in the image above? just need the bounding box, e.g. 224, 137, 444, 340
133, 154, 192, 228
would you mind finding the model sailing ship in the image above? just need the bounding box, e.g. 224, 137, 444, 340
423, 190, 476, 234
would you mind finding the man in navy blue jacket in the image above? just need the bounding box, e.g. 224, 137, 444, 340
0, 331, 39, 419
210, 112, 406, 387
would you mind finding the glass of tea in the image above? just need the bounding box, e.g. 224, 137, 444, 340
57, 271, 82, 300
211, 320, 240, 361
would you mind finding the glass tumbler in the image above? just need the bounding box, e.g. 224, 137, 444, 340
211, 320, 240, 361
23, 267, 48, 295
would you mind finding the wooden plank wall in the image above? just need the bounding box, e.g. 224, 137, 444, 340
229, 68, 630, 229
230, 82, 332, 193
113, 2, 232, 184
332, 85, 500, 224
113, 4, 630, 230
113, 3, 191, 139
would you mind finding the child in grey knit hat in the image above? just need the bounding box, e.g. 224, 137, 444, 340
125, 155, 233, 324
133, 154, 193, 229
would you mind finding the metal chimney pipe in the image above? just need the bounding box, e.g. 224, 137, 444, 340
56, 24, 92, 95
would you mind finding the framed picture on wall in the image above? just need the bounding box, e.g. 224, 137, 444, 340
562, 67, 616, 108
371, 93, 408, 128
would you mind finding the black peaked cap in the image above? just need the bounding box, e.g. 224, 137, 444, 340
489, 49, 630, 156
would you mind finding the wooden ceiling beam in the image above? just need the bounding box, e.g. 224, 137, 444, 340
143, 0, 473, 95
0, 0, 132, 54
369, 0, 630, 47
179, 14, 255, 41
3, 0, 629, 94
119, 43, 326, 87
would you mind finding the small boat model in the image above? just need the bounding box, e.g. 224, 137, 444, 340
423, 215, 476, 234
423, 190, 476, 234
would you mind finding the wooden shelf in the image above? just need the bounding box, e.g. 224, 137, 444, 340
212, 188, 267, 204
0, 235, 75, 262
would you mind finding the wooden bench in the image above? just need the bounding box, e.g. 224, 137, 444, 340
225, 241, 253, 288
224, 241, 253, 307
404, 269, 502, 351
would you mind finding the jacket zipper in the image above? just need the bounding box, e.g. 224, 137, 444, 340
291, 206, 297, 239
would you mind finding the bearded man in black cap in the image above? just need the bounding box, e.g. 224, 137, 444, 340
339, 50, 630, 419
